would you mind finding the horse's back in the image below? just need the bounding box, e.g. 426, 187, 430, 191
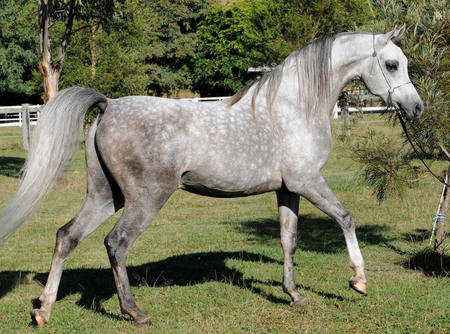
93, 97, 191, 195
94, 96, 282, 198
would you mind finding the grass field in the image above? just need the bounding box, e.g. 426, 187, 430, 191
0, 115, 448, 333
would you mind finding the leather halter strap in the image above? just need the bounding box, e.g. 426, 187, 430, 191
372, 33, 412, 105
372, 33, 449, 187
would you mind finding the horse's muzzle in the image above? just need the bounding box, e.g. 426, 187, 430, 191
398, 99, 424, 119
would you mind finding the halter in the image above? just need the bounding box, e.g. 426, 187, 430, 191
372, 33, 412, 107
372, 33, 450, 187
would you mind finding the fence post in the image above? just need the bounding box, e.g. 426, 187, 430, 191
21, 103, 31, 151
332, 103, 339, 119
342, 106, 350, 136
339, 93, 350, 137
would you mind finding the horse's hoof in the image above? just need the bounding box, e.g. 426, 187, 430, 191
133, 317, 152, 327
30, 309, 48, 327
349, 278, 367, 295
290, 296, 309, 308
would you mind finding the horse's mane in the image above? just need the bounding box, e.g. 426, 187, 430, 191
228, 33, 338, 117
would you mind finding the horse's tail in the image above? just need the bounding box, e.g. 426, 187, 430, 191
0, 87, 107, 245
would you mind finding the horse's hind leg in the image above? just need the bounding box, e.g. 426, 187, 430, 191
31, 196, 116, 326
104, 188, 174, 327
276, 190, 308, 308
31, 120, 123, 326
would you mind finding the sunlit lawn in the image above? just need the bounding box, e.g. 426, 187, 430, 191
0, 115, 448, 333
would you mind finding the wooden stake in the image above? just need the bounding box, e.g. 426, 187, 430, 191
436, 165, 449, 254
339, 92, 350, 137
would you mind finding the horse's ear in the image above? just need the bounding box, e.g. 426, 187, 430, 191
393, 24, 406, 39
379, 25, 406, 47
377, 29, 396, 48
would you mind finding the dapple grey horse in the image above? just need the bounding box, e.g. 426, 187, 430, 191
0, 27, 423, 326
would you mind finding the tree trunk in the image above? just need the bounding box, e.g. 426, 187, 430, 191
38, 0, 54, 103
90, 22, 97, 80
38, 0, 75, 103
39, 61, 60, 103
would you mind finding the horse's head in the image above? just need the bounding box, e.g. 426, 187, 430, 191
361, 26, 423, 119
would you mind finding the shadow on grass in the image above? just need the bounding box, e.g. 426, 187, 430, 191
403, 249, 449, 277
0, 270, 32, 298
398, 247, 449, 277
0, 251, 295, 321
234, 215, 393, 253
0, 156, 24, 177
399, 228, 431, 243
373, 228, 449, 277
0, 248, 361, 322
237, 217, 449, 277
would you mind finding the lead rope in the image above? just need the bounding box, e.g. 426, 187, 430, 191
398, 115, 450, 187
372, 33, 450, 187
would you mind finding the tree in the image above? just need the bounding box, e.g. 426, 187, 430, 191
352, 0, 449, 197
60, 0, 150, 98
143, 0, 210, 96
38, 0, 119, 102
351, 0, 449, 252
59, 0, 210, 99
249, 0, 373, 64
0, 0, 40, 105
193, 0, 372, 96
193, 2, 264, 96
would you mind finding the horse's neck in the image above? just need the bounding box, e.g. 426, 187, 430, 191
329, 33, 373, 106
236, 33, 373, 124
275, 33, 372, 120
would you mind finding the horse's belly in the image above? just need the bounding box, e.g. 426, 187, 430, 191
179, 170, 281, 198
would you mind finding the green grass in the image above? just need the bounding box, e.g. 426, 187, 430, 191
0, 116, 448, 333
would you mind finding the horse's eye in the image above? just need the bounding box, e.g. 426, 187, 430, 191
385, 60, 399, 72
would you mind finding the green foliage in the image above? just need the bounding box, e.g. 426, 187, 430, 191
43, 0, 125, 77
2, 0, 374, 100
231, 0, 317, 68
60, 0, 149, 97
61, 0, 210, 98
0, 0, 40, 102
193, 3, 263, 96
372, 0, 449, 156
302, 0, 374, 33
351, 129, 421, 201
143, 0, 210, 96
353, 0, 449, 200
251, 0, 373, 63
58, 0, 151, 125
193, 0, 372, 96
48, 0, 119, 26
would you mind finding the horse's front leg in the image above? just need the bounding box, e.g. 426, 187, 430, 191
276, 190, 309, 307
290, 174, 367, 295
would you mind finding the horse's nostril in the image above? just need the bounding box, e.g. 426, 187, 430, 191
415, 103, 423, 115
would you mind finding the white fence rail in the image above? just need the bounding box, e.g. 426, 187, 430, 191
180, 96, 230, 102
331, 105, 389, 119
182, 97, 390, 118
0, 99, 390, 128
0, 105, 42, 127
